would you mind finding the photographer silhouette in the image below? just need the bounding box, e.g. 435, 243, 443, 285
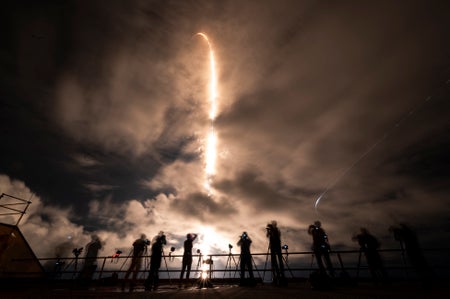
122, 234, 149, 291
145, 232, 167, 291
266, 221, 286, 286
308, 221, 334, 277
180, 233, 197, 282
237, 231, 255, 286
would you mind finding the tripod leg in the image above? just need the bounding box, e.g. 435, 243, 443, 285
399, 242, 408, 279
63, 259, 74, 272
282, 254, 295, 278
163, 255, 171, 285
139, 255, 150, 280
223, 255, 231, 279
119, 249, 134, 272
196, 254, 202, 271
356, 250, 362, 279
234, 255, 241, 279
262, 246, 270, 282
309, 254, 315, 274
251, 255, 262, 281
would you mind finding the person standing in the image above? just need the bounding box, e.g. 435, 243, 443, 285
308, 221, 334, 277
78, 234, 102, 285
266, 221, 286, 285
180, 233, 197, 282
123, 234, 149, 291
237, 231, 255, 286
353, 228, 388, 284
390, 223, 434, 286
145, 232, 167, 291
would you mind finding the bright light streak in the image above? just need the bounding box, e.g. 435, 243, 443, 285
205, 125, 217, 189
196, 32, 218, 194
201, 264, 209, 279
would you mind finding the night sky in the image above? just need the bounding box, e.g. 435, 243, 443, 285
1, 0, 450, 260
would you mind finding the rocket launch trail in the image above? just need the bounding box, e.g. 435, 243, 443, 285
196, 33, 218, 195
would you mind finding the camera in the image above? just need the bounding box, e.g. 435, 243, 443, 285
282, 244, 289, 250
72, 247, 83, 257
144, 239, 150, 246
228, 244, 233, 249
241, 232, 247, 239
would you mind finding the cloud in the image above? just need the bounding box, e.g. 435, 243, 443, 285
1, 1, 450, 270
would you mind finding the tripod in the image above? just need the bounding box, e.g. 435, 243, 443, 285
234, 254, 262, 281
309, 247, 335, 277
121, 247, 145, 292
281, 248, 295, 278
262, 245, 294, 283
119, 248, 134, 273
63, 248, 83, 279
355, 249, 363, 279
223, 247, 238, 279
161, 247, 172, 284
195, 251, 203, 272
144, 245, 172, 291
62, 257, 80, 279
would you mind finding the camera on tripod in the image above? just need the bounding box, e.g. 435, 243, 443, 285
72, 247, 83, 257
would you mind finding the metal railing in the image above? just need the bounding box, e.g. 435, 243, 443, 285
9, 247, 449, 282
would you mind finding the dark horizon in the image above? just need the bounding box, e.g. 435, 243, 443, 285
1, 0, 450, 265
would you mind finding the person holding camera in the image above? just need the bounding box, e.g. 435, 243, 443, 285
308, 221, 334, 277
145, 232, 167, 291
180, 233, 197, 282
123, 234, 149, 291
78, 234, 102, 285
237, 231, 255, 286
266, 221, 286, 285
353, 228, 388, 284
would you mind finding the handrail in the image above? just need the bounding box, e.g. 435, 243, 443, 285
8, 247, 450, 281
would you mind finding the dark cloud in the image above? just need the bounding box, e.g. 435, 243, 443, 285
1, 0, 450, 259
171, 192, 237, 221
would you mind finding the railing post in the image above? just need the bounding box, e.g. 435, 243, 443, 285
98, 257, 107, 280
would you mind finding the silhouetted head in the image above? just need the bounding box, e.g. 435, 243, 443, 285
187, 233, 192, 239
140, 234, 147, 240
157, 234, 167, 245
360, 228, 368, 234
314, 221, 321, 228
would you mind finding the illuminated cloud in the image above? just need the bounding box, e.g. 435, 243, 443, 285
1, 1, 449, 262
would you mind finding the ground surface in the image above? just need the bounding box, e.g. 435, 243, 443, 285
1, 280, 449, 299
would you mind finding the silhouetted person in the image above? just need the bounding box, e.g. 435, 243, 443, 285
123, 234, 149, 291
308, 221, 334, 277
145, 232, 167, 291
78, 234, 103, 285
266, 221, 286, 285
237, 231, 255, 286
353, 228, 388, 284
390, 224, 434, 286
180, 233, 197, 282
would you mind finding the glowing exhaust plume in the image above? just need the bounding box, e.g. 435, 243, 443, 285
196, 33, 218, 194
